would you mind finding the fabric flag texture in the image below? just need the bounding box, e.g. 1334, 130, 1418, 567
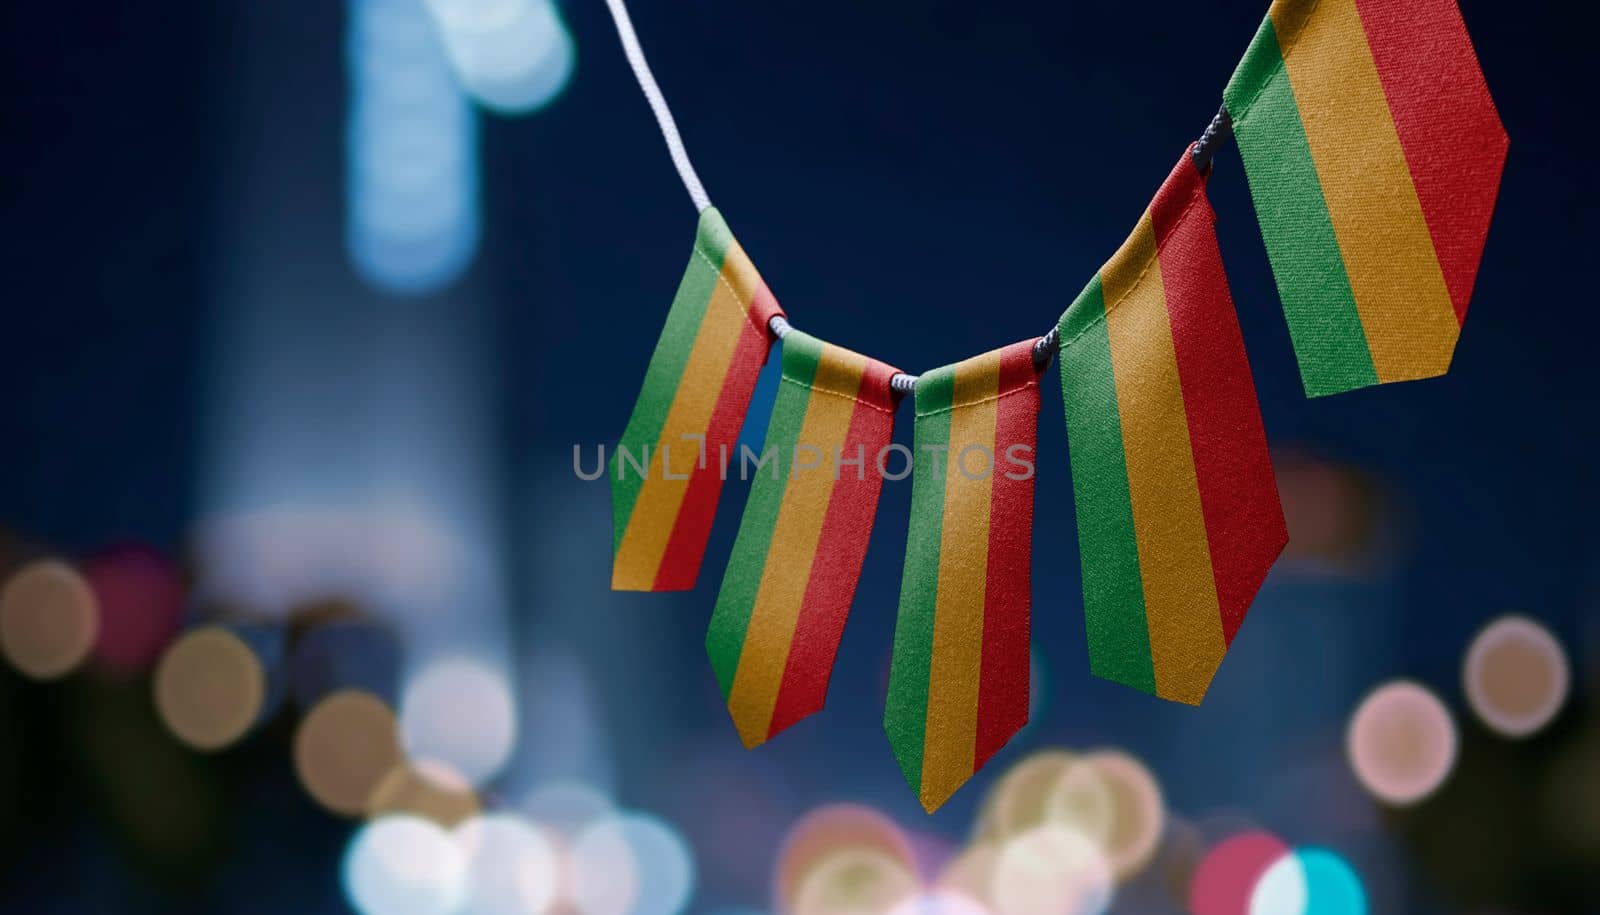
885, 341, 1041, 812
1059, 150, 1287, 706
705, 331, 901, 748
1224, 0, 1506, 397
611, 207, 785, 591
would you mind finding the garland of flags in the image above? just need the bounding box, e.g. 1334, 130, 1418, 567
603, 0, 1507, 811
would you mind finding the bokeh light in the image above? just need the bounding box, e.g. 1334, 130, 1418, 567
1189, 831, 1290, 915
1042, 757, 1115, 849
344, 814, 468, 915
1248, 851, 1307, 915
888, 890, 992, 915
295, 688, 406, 816
990, 825, 1114, 915
936, 842, 1000, 905
776, 804, 916, 913
0, 558, 98, 679
1250, 848, 1366, 915
1296, 849, 1365, 915
1346, 681, 1457, 806
347, 0, 480, 294
83, 543, 185, 674
369, 758, 483, 827
425, 0, 575, 114
790, 846, 920, 915
154, 626, 268, 751
1463, 615, 1569, 738
400, 656, 517, 786
569, 812, 695, 915
975, 750, 1079, 842
1070, 751, 1165, 881
454, 813, 560, 915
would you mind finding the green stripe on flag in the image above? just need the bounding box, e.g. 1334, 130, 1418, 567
884, 366, 954, 795
705, 331, 822, 698
611, 207, 733, 550
1059, 276, 1158, 695
1224, 18, 1377, 397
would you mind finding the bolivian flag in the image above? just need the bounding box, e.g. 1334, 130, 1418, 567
1225, 0, 1507, 396
1060, 151, 1287, 705
611, 208, 785, 591
706, 330, 901, 748
885, 340, 1041, 812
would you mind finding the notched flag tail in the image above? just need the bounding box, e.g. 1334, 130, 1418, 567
885, 341, 1041, 812
610, 207, 785, 591
1058, 150, 1287, 706
1224, 0, 1507, 397
705, 331, 901, 748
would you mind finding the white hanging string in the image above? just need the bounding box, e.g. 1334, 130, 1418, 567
603, 0, 1231, 392
603, 0, 712, 212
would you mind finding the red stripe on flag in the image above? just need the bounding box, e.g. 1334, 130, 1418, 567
652, 287, 779, 591
1355, 0, 1507, 324
974, 341, 1038, 770
1153, 154, 1286, 646
766, 361, 899, 739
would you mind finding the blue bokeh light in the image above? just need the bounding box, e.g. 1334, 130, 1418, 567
347, 0, 480, 295
426, 0, 576, 114
1250, 846, 1367, 915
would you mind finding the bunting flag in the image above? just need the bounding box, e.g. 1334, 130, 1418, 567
599, 0, 1506, 813
1224, 0, 1507, 397
611, 207, 785, 591
885, 341, 1041, 812
1058, 150, 1287, 705
706, 331, 901, 748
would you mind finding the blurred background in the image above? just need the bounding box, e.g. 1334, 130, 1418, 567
0, 0, 1592, 913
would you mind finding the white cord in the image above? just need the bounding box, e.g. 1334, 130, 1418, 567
603, 0, 712, 212
601, 0, 1209, 391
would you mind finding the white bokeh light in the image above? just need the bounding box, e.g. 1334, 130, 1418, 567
344, 814, 468, 915
991, 825, 1113, 915
1251, 848, 1366, 915
1248, 851, 1307, 915
889, 891, 993, 915
455, 813, 561, 915
401, 657, 517, 786
570, 813, 695, 915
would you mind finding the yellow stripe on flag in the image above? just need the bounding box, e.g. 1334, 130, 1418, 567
1273, 0, 1458, 382
612, 242, 754, 589
719, 238, 768, 307
1102, 216, 1225, 705
726, 350, 867, 747
920, 351, 999, 809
